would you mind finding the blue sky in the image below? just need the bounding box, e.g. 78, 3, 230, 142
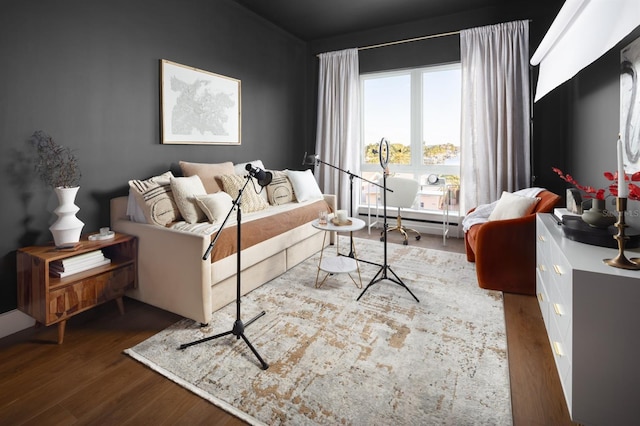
362, 66, 461, 148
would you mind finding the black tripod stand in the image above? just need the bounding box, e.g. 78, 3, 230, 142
178, 176, 269, 370
357, 140, 419, 303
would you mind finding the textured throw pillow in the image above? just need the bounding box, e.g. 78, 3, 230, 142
234, 160, 269, 203
266, 170, 295, 205
194, 192, 235, 224
218, 174, 269, 213
128, 171, 181, 226
285, 169, 323, 202
179, 160, 234, 194
488, 191, 540, 221
126, 189, 147, 223
170, 175, 208, 223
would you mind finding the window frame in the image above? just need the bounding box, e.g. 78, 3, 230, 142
359, 62, 461, 180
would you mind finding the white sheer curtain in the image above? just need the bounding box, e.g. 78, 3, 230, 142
460, 20, 530, 214
315, 48, 360, 212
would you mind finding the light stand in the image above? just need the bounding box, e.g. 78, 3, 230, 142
357, 168, 420, 303
178, 175, 269, 370
303, 152, 385, 264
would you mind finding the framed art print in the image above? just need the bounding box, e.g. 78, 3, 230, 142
161, 59, 241, 145
621, 37, 640, 173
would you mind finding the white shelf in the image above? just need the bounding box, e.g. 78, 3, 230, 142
319, 256, 357, 274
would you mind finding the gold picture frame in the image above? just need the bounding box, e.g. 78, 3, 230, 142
161, 59, 241, 145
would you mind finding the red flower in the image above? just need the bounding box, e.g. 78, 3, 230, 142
552, 167, 607, 200
604, 170, 640, 201
553, 167, 640, 201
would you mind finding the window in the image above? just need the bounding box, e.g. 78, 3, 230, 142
360, 63, 461, 213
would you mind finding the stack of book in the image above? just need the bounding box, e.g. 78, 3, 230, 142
50, 250, 111, 278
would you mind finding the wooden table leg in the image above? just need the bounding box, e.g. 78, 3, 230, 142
57, 320, 66, 344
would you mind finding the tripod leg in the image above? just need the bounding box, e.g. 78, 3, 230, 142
356, 264, 384, 301
178, 329, 234, 350
387, 265, 420, 303
243, 311, 266, 328
239, 333, 269, 370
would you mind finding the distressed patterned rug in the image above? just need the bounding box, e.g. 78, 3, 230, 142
125, 237, 511, 425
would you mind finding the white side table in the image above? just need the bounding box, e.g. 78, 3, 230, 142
312, 217, 366, 289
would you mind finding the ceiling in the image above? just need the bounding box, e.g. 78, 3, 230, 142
232, 0, 532, 41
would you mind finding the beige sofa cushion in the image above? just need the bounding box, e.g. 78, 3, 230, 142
170, 175, 208, 223
179, 161, 234, 193
195, 192, 235, 224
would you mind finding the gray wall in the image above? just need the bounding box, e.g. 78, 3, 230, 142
566, 27, 640, 226
0, 0, 310, 313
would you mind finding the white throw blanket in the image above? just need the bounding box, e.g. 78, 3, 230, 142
461, 187, 545, 232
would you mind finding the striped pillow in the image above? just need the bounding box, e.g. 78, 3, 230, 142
128, 171, 181, 226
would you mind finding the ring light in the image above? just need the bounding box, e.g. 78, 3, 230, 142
379, 138, 389, 170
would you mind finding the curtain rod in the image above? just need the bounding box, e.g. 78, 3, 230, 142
358, 30, 460, 51
317, 20, 532, 56
316, 29, 460, 57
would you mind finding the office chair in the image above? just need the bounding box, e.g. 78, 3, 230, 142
381, 176, 421, 245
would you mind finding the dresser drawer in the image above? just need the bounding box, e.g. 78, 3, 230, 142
548, 242, 573, 306
548, 314, 573, 412
536, 265, 551, 328
47, 265, 135, 323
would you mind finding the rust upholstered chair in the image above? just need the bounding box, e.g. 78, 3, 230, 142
464, 190, 561, 295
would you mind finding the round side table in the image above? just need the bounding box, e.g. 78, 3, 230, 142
312, 217, 366, 288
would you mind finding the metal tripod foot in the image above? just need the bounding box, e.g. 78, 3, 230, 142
178, 311, 269, 370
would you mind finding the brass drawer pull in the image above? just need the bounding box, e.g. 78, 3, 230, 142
553, 264, 563, 275
538, 235, 546, 242
537, 292, 545, 302
552, 341, 564, 357
538, 264, 547, 272
553, 303, 563, 316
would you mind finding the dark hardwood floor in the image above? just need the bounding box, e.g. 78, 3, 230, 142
0, 229, 577, 425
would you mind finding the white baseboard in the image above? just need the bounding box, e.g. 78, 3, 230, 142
0, 309, 35, 339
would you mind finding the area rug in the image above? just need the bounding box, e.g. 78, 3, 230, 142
125, 237, 511, 425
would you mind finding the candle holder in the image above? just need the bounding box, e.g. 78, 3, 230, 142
603, 197, 640, 269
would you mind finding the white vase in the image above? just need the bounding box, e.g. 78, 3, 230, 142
49, 186, 84, 248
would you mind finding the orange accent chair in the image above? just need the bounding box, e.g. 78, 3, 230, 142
464, 190, 561, 295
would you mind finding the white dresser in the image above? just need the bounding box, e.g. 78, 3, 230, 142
536, 213, 640, 425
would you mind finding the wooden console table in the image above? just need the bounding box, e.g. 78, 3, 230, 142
17, 232, 137, 344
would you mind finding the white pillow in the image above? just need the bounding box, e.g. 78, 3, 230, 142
233, 159, 266, 176
195, 192, 235, 224
126, 189, 147, 223
170, 175, 208, 224
488, 191, 540, 221
285, 169, 323, 202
